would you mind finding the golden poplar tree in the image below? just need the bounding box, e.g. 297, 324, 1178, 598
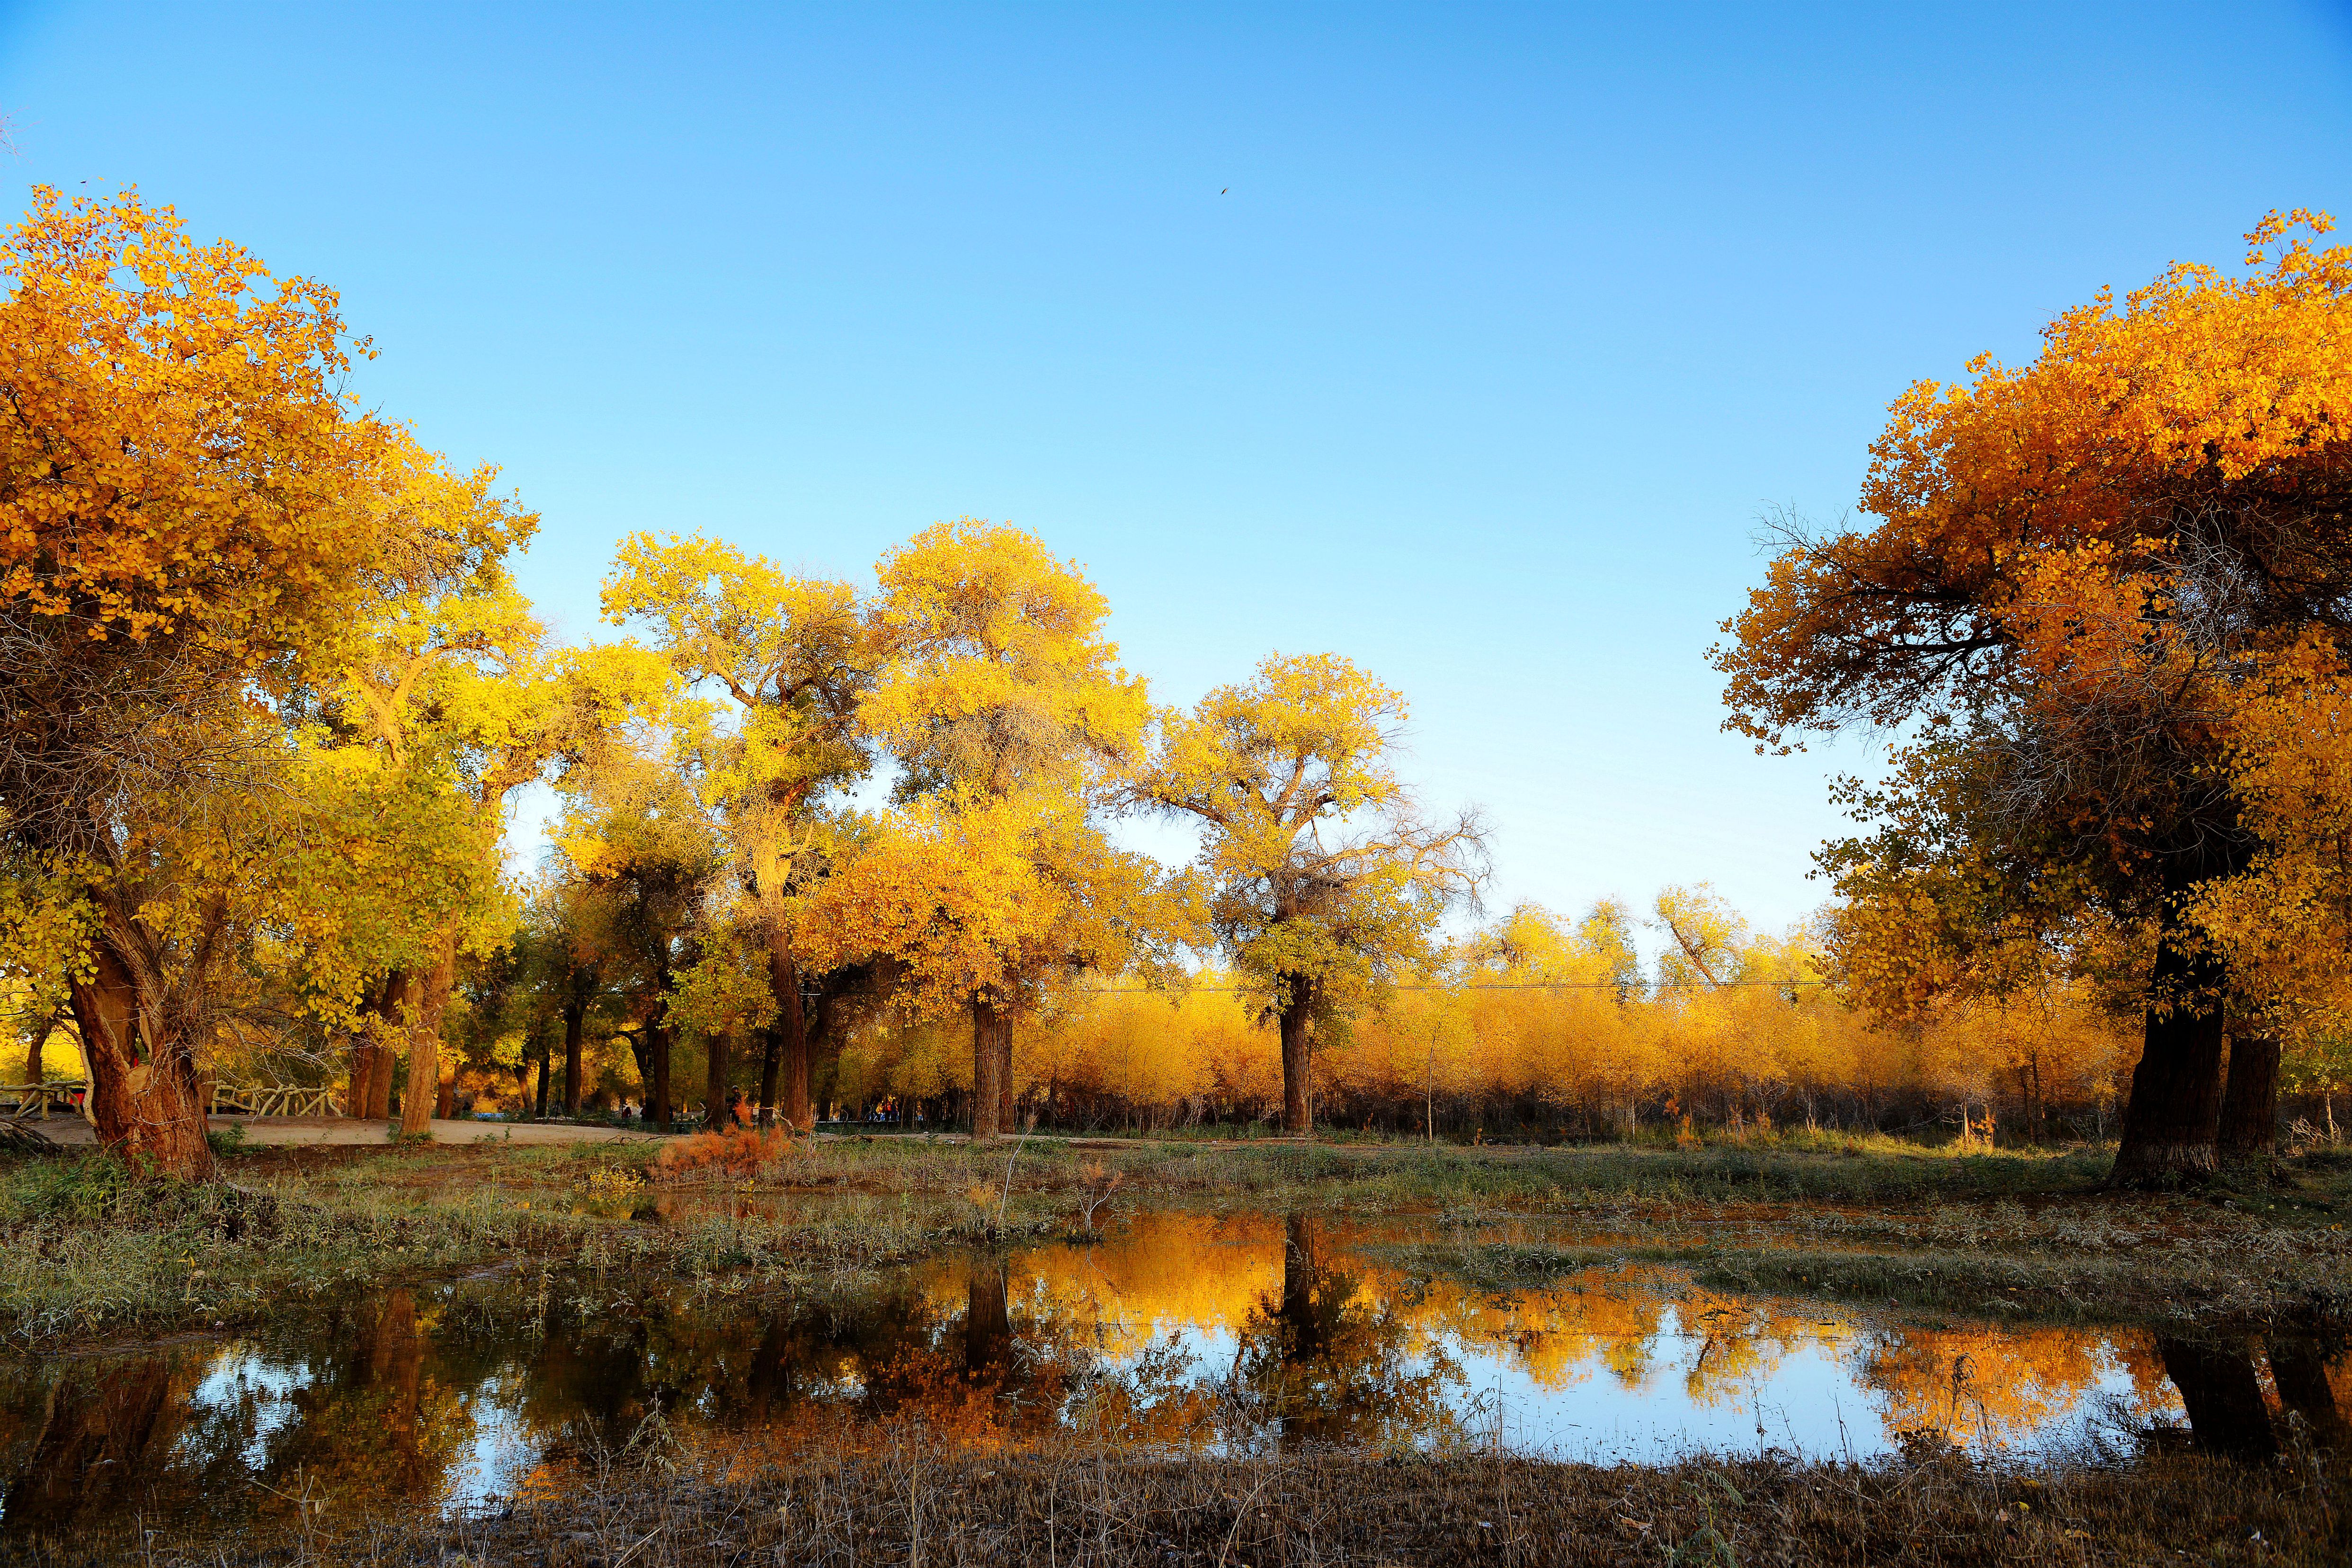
805, 519, 1158, 1140
0, 189, 390, 1176
1138, 654, 1483, 1133
1718, 211, 2352, 1181
600, 532, 869, 1130
312, 444, 664, 1135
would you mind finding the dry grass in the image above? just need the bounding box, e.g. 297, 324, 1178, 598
26, 1436, 2344, 1567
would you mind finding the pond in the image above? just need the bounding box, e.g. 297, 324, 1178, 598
0, 1206, 2337, 1539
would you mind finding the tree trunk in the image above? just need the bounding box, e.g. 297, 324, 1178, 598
347, 975, 392, 1119
365, 1028, 395, 1118
705, 1030, 731, 1130
361, 971, 404, 1119
971, 993, 1005, 1141
65, 909, 214, 1181
807, 986, 843, 1129
998, 1014, 1016, 1132
1278, 974, 1314, 1135
757, 1024, 782, 1131
642, 945, 677, 1130
2112, 890, 2227, 1185
346, 1034, 374, 1119
648, 1019, 673, 1131
767, 944, 809, 1132
397, 947, 456, 1139
2218, 1032, 2280, 1165
534, 1024, 553, 1120
561, 1001, 585, 1114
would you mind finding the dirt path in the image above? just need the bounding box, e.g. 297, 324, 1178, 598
28, 1115, 661, 1148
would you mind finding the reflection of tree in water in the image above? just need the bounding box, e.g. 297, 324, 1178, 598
9, 1233, 2344, 1542
261, 1289, 476, 1510
2156, 1335, 2279, 1461
497, 1260, 1095, 1460
2268, 1335, 2350, 1450
0, 1356, 180, 1535
2155, 1332, 2349, 1462
1231, 1214, 1462, 1452
1675, 1300, 1817, 1407
1861, 1325, 2147, 1452
1857, 1322, 2352, 1462
513, 1275, 950, 1451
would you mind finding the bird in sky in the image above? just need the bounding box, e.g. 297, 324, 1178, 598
1221, 187, 1228, 194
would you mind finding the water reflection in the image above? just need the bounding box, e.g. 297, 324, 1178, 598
0, 1209, 2340, 1537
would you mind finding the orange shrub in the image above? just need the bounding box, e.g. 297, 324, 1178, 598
651, 1126, 800, 1183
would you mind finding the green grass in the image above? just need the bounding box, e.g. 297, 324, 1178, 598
1372, 1148, 2352, 1331
1, 1132, 2342, 1348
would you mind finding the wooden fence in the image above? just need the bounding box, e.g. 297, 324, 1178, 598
208, 1083, 342, 1117
0, 1081, 344, 1119
0, 1082, 80, 1119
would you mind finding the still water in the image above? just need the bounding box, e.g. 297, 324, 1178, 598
0, 1207, 2336, 1538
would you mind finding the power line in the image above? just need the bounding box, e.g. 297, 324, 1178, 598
1062, 979, 1831, 994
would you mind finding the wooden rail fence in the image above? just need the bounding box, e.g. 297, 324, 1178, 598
207, 1083, 343, 1118
0, 1082, 345, 1119
0, 1082, 81, 1119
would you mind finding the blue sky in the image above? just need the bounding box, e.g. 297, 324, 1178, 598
3, 1, 2349, 935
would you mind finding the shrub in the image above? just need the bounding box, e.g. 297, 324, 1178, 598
651, 1127, 801, 1183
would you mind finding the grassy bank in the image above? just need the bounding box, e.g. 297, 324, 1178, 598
0, 1132, 2343, 1349
0, 1143, 1023, 1349
1381, 1148, 2352, 1332
31, 1438, 2345, 1568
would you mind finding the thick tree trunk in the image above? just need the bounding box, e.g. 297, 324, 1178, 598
705, 1030, 731, 1130
757, 1024, 782, 1131
561, 1001, 585, 1114
971, 993, 1005, 1141
346, 1035, 374, 1118
648, 1021, 673, 1131
534, 1025, 553, 1120
65, 913, 214, 1181
347, 976, 387, 1118
998, 1015, 1016, 1132
767, 944, 809, 1132
1278, 974, 1314, 1135
365, 1031, 395, 1118
806, 988, 841, 1129
2156, 1335, 2278, 1461
360, 971, 405, 1119
397, 947, 456, 1139
2113, 891, 2227, 1185
644, 948, 678, 1130
2218, 1033, 2280, 1165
